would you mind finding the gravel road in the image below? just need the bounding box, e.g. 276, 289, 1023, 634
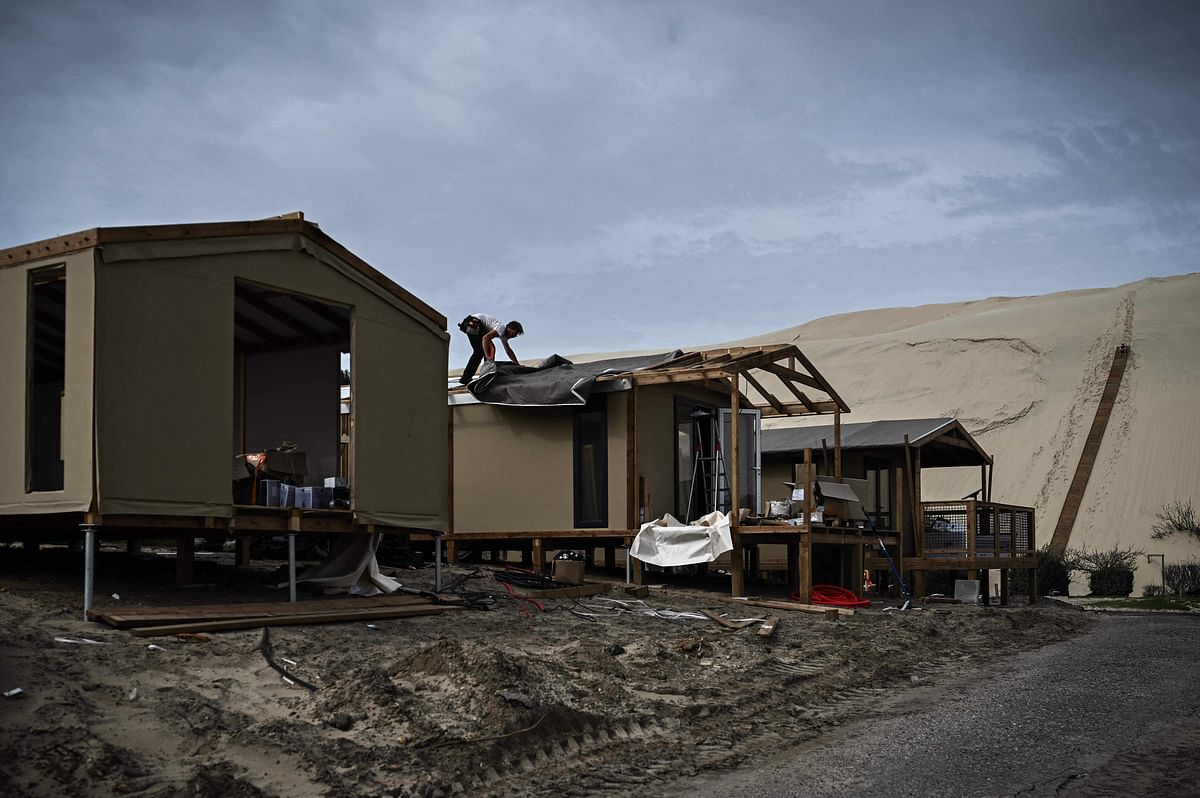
673, 613, 1200, 798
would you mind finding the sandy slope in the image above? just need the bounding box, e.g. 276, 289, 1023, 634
729, 273, 1200, 590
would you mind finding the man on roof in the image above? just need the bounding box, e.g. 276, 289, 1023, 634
458, 313, 524, 383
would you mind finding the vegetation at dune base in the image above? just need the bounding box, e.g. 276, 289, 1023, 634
1067, 545, 1144, 598
1151, 500, 1200, 544
1083, 595, 1200, 611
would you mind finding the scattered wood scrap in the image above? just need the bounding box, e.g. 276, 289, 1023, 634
91, 595, 463, 636
756, 615, 781, 638
699, 609, 762, 631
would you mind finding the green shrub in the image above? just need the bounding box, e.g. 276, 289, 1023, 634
1088, 567, 1134, 597
1164, 561, 1200, 596
1010, 546, 1072, 596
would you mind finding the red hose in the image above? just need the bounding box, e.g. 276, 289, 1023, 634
795, 584, 871, 608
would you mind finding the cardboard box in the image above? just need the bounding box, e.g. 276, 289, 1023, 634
552, 559, 585, 585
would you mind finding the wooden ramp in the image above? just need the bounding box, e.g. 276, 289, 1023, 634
1048, 344, 1130, 555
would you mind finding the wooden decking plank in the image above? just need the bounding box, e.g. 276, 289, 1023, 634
128, 604, 463, 636
92, 595, 433, 627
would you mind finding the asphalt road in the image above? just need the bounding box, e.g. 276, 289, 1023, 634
673, 612, 1200, 798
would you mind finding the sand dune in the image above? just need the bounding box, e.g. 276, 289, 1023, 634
734, 273, 1200, 591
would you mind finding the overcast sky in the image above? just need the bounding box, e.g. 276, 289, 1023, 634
2, 1, 1197, 364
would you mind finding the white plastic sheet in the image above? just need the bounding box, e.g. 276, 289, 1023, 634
296, 533, 400, 596
629, 511, 733, 567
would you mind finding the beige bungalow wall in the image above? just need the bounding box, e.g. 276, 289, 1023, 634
452, 382, 731, 534
88, 237, 449, 531
452, 392, 628, 532
0, 249, 97, 515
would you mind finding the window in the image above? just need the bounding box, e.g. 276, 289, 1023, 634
573, 397, 607, 528
27, 268, 66, 492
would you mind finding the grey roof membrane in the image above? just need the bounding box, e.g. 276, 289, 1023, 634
761, 418, 957, 454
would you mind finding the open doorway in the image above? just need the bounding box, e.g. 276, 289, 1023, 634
232, 281, 351, 507
27, 268, 66, 492
676, 400, 718, 521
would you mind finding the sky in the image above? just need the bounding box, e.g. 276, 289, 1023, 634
2, 1, 1197, 365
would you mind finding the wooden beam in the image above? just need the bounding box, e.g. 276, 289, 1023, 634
758, 400, 843, 417
626, 385, 639, 529
834, 410, 842, 479
759, 361, 824, 391
237, 289, 327, 341
739, 369, 788, 416
788, 347, 851, 412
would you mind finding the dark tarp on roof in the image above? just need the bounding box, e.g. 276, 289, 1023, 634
467, 351, 683, 407
762, 418, 991, 467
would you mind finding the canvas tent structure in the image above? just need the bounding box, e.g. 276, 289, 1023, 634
760, 417, 1037, 603
0, 215, 450, 607
446, 343, 869, 596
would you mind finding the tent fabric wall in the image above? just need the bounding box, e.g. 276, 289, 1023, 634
0, 250, 96, 515
93, 256, 235, 517
90, 240, 448, 530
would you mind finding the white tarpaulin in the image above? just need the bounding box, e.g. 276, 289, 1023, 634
296, 533, 401, 596
630, 511, 734, 567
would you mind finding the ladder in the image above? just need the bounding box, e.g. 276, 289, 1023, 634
1048, 344, 1131, 555
685, 413, 731, 521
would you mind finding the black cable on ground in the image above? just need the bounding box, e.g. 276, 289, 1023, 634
259, 627, 318, 691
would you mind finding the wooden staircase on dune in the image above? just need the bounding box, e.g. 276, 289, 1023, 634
1048, 344, 1131, 555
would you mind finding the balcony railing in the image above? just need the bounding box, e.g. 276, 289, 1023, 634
921, 501, 1035, 560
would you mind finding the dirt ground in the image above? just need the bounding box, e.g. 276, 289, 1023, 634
0, 544, 1091, 798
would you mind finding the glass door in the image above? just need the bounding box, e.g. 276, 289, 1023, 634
718, 408, 761, 515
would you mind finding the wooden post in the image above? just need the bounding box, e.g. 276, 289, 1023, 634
175, 533, 195, 586
833, 409, 842, 479
125, 538, 139, 556
893, 463, 906, 595
1028, 567, 1038, 606
967, 499, 977, 558
798, 532, 812, 603
787, 542, 800, 594
604, 546, 616, 571
731, 543, 746, 597
903, 435, 920, 557
447, 401, 455, 534
821, 438, 829, 475
980, 464, 987, 504
987, 460, 994, 503
446, 539, 457, 564
1000, 569, 1010, 606
631, 553, 645, 586
730, 376, 741, 521
626, 386, 639, 530
979, 569, 991, 606
913, 569, 926, 598
851, 541, 864, 597
532, 538, 545, 572
235, 537, 251, 567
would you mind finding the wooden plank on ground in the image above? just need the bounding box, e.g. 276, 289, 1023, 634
128, 604, 463, 636
91, 594, 433, 627
523, 582, 610, 600
727, 597, 855, 617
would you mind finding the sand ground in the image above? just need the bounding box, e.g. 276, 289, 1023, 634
0, 545, 1090, 797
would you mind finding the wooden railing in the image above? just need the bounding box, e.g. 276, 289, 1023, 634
921, 501, 1035, 560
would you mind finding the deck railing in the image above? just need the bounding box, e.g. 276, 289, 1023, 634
921, 501, 1035, 559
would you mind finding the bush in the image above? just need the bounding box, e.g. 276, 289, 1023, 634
1010, 546, 1072, 596
1164, 560, 1200, 596
1089, 567, 1134, 597
1151, 500, 1200, 543
1066, 545, 1142, 598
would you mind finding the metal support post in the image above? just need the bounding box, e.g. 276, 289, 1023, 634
82, 524, 97, 622
626, 548, 632, 584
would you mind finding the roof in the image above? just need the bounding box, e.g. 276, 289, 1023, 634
0, 214, 445, 329
762, 417, 992, 467
451, 343, 850, 416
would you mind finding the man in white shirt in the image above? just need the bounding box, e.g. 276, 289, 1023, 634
458, 313, 524, 383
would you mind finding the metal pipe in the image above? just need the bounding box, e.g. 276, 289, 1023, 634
626, 548, 632, 584
435, 536, 443, 592
288, 534, 297, 603
82, 524, 96, 622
